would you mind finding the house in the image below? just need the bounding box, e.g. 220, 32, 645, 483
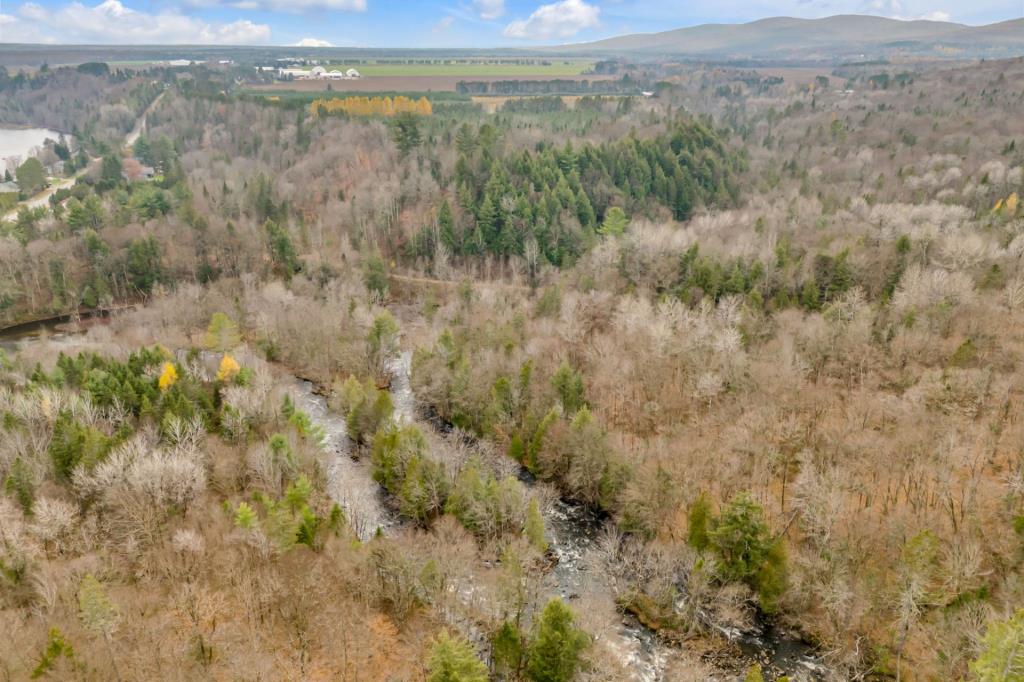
122, 157, 156, 182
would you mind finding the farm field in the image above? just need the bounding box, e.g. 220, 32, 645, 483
325, 60, 594, 76
247, 73, 618, 93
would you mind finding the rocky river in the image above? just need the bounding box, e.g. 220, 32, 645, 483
0, 324, 830, 681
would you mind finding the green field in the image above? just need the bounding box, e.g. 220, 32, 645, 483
325, 61, 594, 77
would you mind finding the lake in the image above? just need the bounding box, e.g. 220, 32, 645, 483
0, 126, 64, 166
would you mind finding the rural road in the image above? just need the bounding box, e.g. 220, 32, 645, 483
2, 90, 166, 222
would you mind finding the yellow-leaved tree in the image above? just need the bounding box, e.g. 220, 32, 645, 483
217, 354, 241, 382
158, 362, 178, 391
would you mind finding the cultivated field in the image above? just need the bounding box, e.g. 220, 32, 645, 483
248, 73, 619, 93
324, 60, 594, 77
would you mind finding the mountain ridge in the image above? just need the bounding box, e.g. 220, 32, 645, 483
546, 14, 1024, 60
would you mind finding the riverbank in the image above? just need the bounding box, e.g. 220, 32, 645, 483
0, 315, 829, 681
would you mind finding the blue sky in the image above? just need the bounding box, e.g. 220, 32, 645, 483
0, 0, 1019, 46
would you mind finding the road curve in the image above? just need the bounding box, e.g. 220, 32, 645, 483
2, 90, 167, 222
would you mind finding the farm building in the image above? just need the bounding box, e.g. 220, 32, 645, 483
276, 66, 362, 81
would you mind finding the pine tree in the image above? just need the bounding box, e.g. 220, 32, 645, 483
687, 492, 712, 551
492, 621, 525, 678
5, 457, 35, 514
526, 599, 589, 682
205, 312, 242, 352
78, 574, 122, 681
31, 628, 76, 679
363, 255, 390, 300
598, 206, 629, 237
392, 112, 422, 156
426, 631, 488, 682
551, 362, 585, 415
234, 502, 258, 530
971, 609, 1024, 680
438, 199, 458, 254
575, 189, 596, 229
524, 498, 547, 552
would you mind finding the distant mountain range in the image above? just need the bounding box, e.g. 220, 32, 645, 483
549, 15, 1024, 61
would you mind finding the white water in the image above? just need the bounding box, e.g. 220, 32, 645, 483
0, 127, 62, 166
545, 500, 669, 682
291, 379, 395, 540
0, 325, 826, 680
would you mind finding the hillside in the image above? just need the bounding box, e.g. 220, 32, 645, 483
552, 14, 1024, 60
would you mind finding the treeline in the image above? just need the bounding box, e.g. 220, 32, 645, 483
310, 95, 433, 118
1, 135, 187, 321
409, 116, 744, 266
411, 315, 788, 615
456, 77, 642, 96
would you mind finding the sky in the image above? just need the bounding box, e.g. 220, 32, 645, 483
0, 0, 1019, 47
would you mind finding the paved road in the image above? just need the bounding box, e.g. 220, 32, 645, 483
2, 91, 166, 222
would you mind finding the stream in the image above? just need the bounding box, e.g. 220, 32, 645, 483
0, 325, 830, 681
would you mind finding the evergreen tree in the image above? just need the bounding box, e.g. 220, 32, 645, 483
363, 254, 390, 299
575, 189, 596, 229
438, 199, 458, 254
16, 157, 46, 194
265, 220, 300, 277
687, 492, 712, 551
391, 112, 422, 156
492, 621, 525, 678
5, 457, 35, 513
551, 362, 586, 415
598, 207, 629, 236
78, 574, 122, 681
98, 154, 123, 191
971, 609, 1024, 681
124, 237, 162, 294
204, 312, 241, 352
524, 498, 547, 552
526, 599, 589, 682
708, 492, 787, 608
427, 631, 488, 682
234, 502, 258, 530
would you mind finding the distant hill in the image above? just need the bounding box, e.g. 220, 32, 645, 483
550, 15, 1024, 61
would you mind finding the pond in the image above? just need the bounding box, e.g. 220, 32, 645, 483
0, 126, 64, 167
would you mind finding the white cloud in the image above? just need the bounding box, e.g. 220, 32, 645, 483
860, 0, 952, 21
294, 37, 333, 46
473, 0, 505, 20
188, 0, 364, 12
0, 13, 16, 25
432, 16, 455, 32
7, 0, 270, 44
503, 0, 599, 40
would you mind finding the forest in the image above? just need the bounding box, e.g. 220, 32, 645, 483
1, 54, 1024, 682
